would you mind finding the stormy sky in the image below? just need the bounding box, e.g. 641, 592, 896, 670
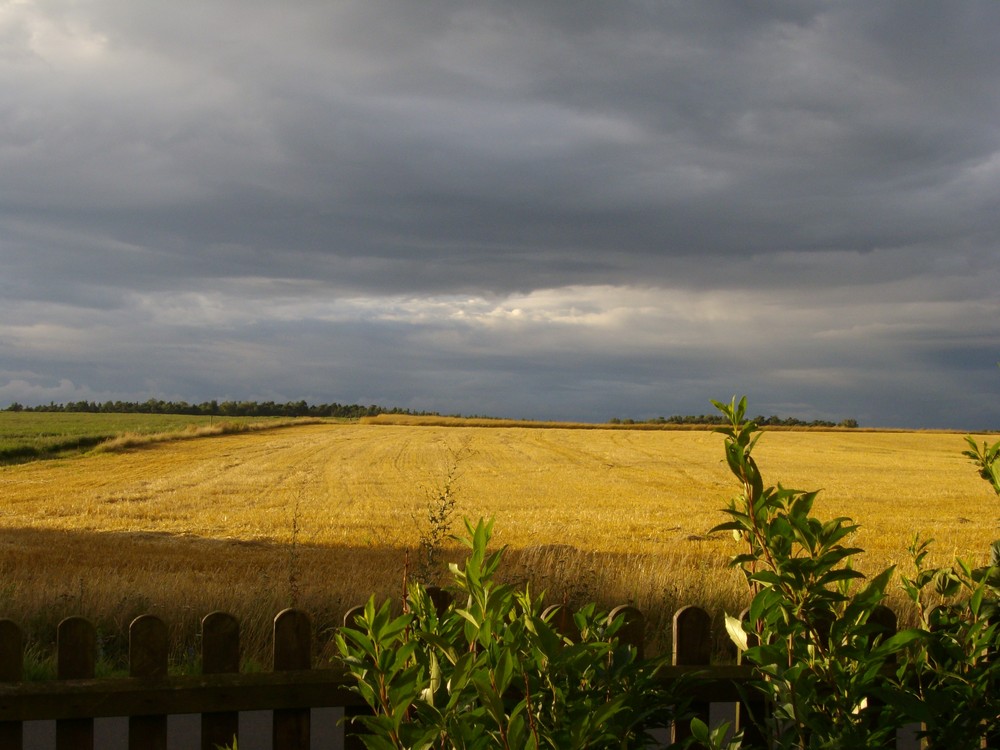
2, 1, 998, 428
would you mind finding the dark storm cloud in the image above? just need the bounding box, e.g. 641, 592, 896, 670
1, 1, 998, 427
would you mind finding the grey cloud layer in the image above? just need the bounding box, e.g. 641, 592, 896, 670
1, 1, 998, 426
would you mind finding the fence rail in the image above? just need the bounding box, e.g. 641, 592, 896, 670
0, 601, 929, 750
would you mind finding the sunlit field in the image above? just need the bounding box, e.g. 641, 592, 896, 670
0, 420, 995, 667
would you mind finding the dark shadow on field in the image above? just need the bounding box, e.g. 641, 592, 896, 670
0, 436, 109, 466
0, 526, 739, 666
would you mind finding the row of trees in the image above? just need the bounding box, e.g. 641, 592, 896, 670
5, 399, 859, 426
609, 414, 859, 428
3, 399, 436, 419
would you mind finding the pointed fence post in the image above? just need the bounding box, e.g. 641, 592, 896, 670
129, 615, 168, 750
542, 605, 580, 642
341, 605, 365, 630
672, 606, 712, 748
870, 605, 898, 659
56, 617, 96, 750
424, 586, 453, 617
608, 605, 645, 660
0, 620, 24, 750
273, 609, 311, 750
201, 612, 240, 750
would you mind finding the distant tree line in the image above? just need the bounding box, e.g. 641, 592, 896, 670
2, 399, 859, 427
3, 399, 438, 419
609, 413, 859, 428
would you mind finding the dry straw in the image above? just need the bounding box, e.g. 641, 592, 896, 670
0, 421, 995, 666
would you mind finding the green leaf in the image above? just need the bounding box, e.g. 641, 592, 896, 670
423, 650, 440, 706
377, 612, 415, 644
472, 671, 506, 726
453, 608, 481, 628
494, 649, 516, 694
725, 613, 748, 652
817, 569, 866, 586
415, 632, 459, 664
970, 581, 985, 616
689, 717, 710, 743
871, 684, 934, 724
446, 651, 479, 694
749, 570, 783, 587
934, 570, 962, 598
879, 628, 925, 653
749, 587, 782, 625
789, 492, 816, 519
339, 627, 377, 661
710, 520, 747, 533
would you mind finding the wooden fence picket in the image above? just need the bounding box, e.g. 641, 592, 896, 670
57, 616, 96, 750
608, 605, 645, 660
672, 605, 713, 748
0, 620, 22, 750
542, 604, 579, 641
424, 586, 452, 616
128, 615, 168, 750
201, 611, 240, 750
0, 600, 993, 749
272, 609, 311, 750
870, 605, 898, 649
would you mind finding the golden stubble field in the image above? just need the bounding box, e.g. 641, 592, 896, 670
0, 422, 996, 662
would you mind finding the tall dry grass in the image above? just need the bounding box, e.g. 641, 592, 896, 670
91, 417, 323, 453
0, 422, 995, 667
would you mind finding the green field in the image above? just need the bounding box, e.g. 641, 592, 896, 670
0, 411, 276, 463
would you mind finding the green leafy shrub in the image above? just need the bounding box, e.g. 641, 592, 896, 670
962, 435, 1000, 496
711, 397, 920, 748
336, 518, 683, 749
886, 533, 1000, 745
710, 396, 1000, 750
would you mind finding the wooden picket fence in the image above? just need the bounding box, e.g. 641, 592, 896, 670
0, 599, 946, 750
0, 609, 366, 750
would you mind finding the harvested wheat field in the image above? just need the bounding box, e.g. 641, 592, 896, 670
0, 421, 996, 665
